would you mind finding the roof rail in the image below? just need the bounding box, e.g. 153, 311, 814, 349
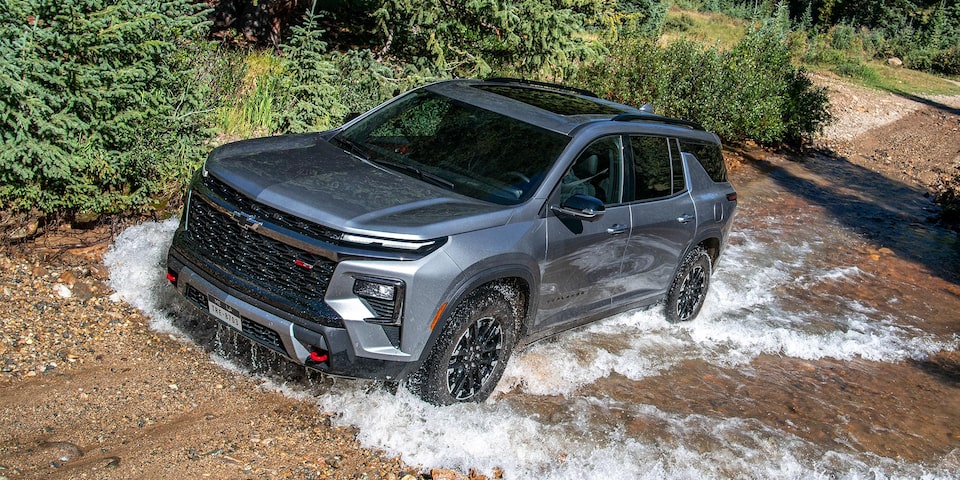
611, 112, 704, 130
484, 77, 599, 98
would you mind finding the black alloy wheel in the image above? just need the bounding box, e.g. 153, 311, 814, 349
665, 247, 712, 323
409, 286, 519, 405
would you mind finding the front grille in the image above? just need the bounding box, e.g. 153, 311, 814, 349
202, 174, 345, 244
185, 285, 285, 353
185, 193, 340, 326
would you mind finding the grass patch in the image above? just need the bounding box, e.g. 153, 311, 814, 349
859, 61, 960, 96
216, 50, 287, 138
807, 59, 960, 96
661, 7, 746, 50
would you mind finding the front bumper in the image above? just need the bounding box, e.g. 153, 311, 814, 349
166, 249, 414, 380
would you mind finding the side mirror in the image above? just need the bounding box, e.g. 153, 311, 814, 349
551, 194, 605, 221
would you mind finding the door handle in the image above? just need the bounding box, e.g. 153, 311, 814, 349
676, 214, 694, 224
606, 224, 628, 235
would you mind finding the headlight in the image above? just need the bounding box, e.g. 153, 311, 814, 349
352, 276, 405, 325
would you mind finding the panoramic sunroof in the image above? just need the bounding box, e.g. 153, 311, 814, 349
473, 84, 628, 116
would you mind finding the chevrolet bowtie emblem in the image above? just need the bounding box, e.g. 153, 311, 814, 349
232, 211, 262, 231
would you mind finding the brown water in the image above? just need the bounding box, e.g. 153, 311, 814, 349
297, 152, 960, 478
110, 149, 960, 478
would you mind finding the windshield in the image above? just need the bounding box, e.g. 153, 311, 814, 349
332, 90, 569, 205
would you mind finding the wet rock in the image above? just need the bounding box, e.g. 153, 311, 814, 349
72, 280, 96, 301
72, 211, 100, 227
39, 441, 83, 462
431, 468, 468, 480
57, 271, 77, 288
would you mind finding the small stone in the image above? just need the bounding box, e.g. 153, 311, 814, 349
40, 441, 83, 462
57, 271, 77, 288
325, 455, 343, 469
53, 284, 72, 298
430, 468, 467, 480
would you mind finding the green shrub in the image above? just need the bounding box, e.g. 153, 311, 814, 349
371, 0, 605, 78
933, 46, 960, 76
831, 59, 881, 83
576, 11, 831, 147
329, 49, 439, 117
803, 40, 847, 65
0, 0, 211, 215
828, 24, 857, 51
902, 47, 937, 73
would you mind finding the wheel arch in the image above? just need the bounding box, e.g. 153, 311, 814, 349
419, 262, 537, 364
698, 236, 722, 270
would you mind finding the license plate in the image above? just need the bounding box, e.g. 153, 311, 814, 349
208, 297, 242, 331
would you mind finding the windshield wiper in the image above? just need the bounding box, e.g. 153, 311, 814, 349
332, 136, 369, 160
369, 158, 455, 191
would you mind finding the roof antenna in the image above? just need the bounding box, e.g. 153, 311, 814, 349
640, 103, 655, 114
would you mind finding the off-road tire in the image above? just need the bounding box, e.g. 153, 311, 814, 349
409, 286, 519, 405
665, 246, 712, 323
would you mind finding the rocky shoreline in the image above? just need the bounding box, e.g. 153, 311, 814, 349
0, 246, 492, 479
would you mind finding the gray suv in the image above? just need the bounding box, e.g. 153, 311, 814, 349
166, 78, 737, 404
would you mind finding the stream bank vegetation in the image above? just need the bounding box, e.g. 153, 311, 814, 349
1, 0, 958, 234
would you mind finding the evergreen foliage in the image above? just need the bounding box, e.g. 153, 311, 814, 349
371, 0, 607, 78
275, 3, 341, 133
0, 0, 211, 215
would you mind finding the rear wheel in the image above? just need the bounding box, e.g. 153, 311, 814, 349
665, 247, 712, 323
409, 286, 519, 405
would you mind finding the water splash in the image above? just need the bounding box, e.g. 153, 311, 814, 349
105, 219, 958, 479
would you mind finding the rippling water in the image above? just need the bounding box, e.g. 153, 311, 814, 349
106, 153, 960, 479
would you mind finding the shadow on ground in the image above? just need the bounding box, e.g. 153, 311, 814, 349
738, 146, 960, 285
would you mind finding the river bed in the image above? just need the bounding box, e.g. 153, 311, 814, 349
106, 149, 960, 478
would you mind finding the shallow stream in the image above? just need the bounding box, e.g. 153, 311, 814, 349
106, 151, 960, 478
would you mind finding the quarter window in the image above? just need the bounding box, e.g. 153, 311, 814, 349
680, 140, 727, 183
630, 136, 683, 201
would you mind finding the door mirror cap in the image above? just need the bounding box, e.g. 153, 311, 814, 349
551, 194, 605, 221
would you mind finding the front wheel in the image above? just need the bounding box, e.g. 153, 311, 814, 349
665, 247, 712, 323
408, 286, 519, 405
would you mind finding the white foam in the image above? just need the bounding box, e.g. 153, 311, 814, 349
105, 220, 959, 480
103, 218, 186, 334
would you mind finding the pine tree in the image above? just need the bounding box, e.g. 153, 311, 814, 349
0, 0, 211, 215
371, 0, 608, 78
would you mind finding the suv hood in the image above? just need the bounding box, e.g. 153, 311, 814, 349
204, 134, 513, 239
